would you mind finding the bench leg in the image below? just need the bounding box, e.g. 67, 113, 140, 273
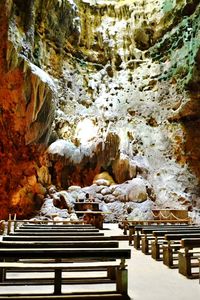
134, 235, 141, 249
178, 252, 191, 278
128, 228, 133, 245
151, 242, 160, 260
163, 246, 173, 267
0, 267, 6, 282
54, 269, 62, 295
107, 266, 116, 280
141, 237, 149, 254
123, 223, 128, 235
116, 259, 128, 295
116, 268, 128, 295
0, 259, 6, 282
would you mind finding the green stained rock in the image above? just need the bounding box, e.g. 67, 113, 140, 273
162, 0, 174, 13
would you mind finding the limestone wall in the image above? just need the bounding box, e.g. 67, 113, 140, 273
0, 0, 200, 220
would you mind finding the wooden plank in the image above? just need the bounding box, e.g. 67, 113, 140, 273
3, 236, 114, 242
1, 277, 117, 286
0, 241, 119, 248
9, 232, 104, 236
15, 228, 99, 232
143, 227, 200, 235
0, 248, 131, 260
0, 261, 120, 269
0, 293, 131, 300
19, 225, 94, 229
165, 234, 200, 241
181, 238, 200, 248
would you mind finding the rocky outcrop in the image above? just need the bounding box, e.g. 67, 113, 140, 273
37, 177, 155, 222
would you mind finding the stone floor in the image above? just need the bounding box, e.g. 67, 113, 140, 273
0, 223, 200, 299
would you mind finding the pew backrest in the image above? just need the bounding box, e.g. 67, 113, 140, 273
0, 241, 119, 248
165, 233, 200, 241
181, 238, 200, 249
153, 229, 200, 237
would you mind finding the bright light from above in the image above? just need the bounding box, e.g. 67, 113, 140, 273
75, 119, 98, 145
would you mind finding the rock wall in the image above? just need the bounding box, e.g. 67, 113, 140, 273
0, 0, 200, 221
0, 0, 74, 218
53, 0, 200, 211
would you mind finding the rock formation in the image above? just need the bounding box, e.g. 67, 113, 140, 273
0, 0, 200, 222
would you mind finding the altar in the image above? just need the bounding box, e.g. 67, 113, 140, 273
74, 201, 105, 229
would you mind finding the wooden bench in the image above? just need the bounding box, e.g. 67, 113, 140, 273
131, 224, 193, 247
7, 218, 86, 234
134, 225, 196, 250
119, 218, 191, 236
0, 248, 131, 297
151, 229, 200, 260
178, 238, 200, 278
141, 227, 189, 255
0, 240, 119, 282
163, 233, 200, 268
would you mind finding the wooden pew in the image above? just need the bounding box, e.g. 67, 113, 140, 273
0, 248, 131, 298
134, 224, 196, 250
163, 233, 200, 268
131, 223, 192, 247
7, 219, 86, 234
119, 218, 191, 236
0, 240, 119, 284
178, 238, 200, 278
141, 227, 198, 255
151, 228, 200, 260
